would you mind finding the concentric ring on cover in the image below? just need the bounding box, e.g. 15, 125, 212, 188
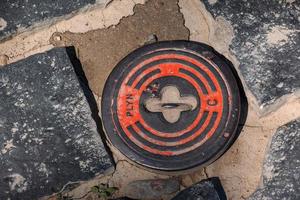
101, 41, 241, 172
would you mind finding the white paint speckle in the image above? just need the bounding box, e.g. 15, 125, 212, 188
11, 127, 18, 134
208, 0, 218, 5
14, 101, 26, 108
51, 58, 56, 67
0, 17, 7, 31
276, 82, 284, 88
1, 139, 16, 154
38, 163, 50, 177
17, 84, 22, 90
7, 174, 28, 192
286, 0, 296, 3
20, 132, 28, 140
79, 160, 92, 170
65, 138, 71, 143
266, 26, 297, 45
32, 137, 43, 144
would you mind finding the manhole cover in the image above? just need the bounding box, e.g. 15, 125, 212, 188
101, 41, 241, 172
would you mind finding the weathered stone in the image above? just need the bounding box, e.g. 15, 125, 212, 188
0, 47, 113, 200
124, 179, 180, 200
172, 177, 226, 200
203, 0, 300, 109
0, 0, 108, 41
249, 119, 300, 200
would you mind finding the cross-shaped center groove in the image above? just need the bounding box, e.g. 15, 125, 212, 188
144, 86, 198, 123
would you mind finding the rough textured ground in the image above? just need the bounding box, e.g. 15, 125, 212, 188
0, 0, 108, 41
249, 119, 300, 200
180, 1, 300, 199
0, 0, 300, 199
0, 48, 113, 200
202, 0, 300, 112
0, 0, 146, 64
50, 0, 189, 96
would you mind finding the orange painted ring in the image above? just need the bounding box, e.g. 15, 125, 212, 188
116, 57, 223, 155
117, 54, 223, 135
101, 41, 242, 172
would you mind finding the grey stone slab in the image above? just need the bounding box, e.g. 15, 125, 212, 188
249, 119, 300, 200
0, 0, 107, 41
172, 177, 226, 200
124, 179, 180, 199
0, 47, 113, 200
203, 0, 300, 109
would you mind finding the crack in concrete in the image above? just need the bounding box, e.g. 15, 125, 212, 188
0, 1, 112, 44
179, 1, 300, 199
101, 9, 106, 28
50, 0, 189, 96
0, 0, 147, 64
56, 1, 300, 199
180, 0, 300, 117
203, 167, 209, 179
1, 0, 299, 199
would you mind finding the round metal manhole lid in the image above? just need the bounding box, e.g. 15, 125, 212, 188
101, 41, 241, 172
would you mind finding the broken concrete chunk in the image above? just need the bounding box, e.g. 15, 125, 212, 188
124, 179, 180, 200
0, 0, 109, 41
248, 119, 300, 200
172, 177, 226, 200
203, 0, 300, 110
0, 47, 113, 200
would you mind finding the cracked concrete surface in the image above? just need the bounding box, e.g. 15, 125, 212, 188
50, 0, 189, 95
201, 0, 300, 114
0, 0, 146, 65
1, 0, 300, 199
180, 0, 300, 199
179, 0, 234, 58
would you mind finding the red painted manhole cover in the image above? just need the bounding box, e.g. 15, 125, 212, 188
101, 41, 241, 172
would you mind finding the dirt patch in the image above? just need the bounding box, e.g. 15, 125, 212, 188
50, 0, 189, 96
